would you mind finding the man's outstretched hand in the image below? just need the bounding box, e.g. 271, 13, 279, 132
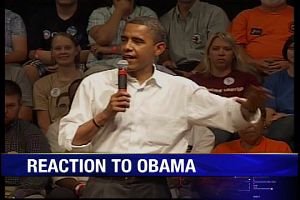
235, 85, 273, 114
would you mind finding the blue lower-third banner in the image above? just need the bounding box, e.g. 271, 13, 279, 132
1, 153, 297, 176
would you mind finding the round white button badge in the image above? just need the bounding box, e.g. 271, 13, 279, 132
50, 88, 61, 98
223, 77, 235, 86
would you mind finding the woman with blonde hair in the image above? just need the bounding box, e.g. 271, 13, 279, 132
190, 32, 261, 145
200, 32, 257, 76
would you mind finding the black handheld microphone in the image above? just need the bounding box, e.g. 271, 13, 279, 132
117, 60, 128, 92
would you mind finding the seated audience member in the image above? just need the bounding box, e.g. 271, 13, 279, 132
46, 78, 83, 153
46, 78, 88, 199
5, 66, 33, 121
230, 0, 294, 77
5, 9, 27, 66
33, 32, 83, 134
23, 0, 89, 83
213, 107, 292, 153
159, 0, 230, 77
5, 80, 51, 199
189, 32, 260, 146
85, 0, 157, 72
191, 107, 292, 199
263, 35, 294, 151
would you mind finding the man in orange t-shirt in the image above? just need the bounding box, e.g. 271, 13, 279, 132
191, 107, 291, 199
213, 107, 292, 153
230, 0, 294, 75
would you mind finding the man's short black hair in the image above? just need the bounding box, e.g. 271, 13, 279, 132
5, 80, 22, 98
127, 16, 167, 44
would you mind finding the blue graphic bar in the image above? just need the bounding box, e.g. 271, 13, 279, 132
1, 153, 297, 176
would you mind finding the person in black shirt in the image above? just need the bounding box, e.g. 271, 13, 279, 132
23, 0, 90, 83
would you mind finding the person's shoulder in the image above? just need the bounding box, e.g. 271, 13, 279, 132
17, 120, 43, 135
6, 65, 29, 84
198, 1, 223, 10
91, 6, 111, 15
34, 73, 56, 86
190, 72, 208, 80
85, 67, 116, 77
233, 7, 259, 20
266, 137, 288, 146
72, 5, 90, 19
137, 5, 155, 12
277, 5, 294, 14
155, 65, 176, 75
5, 64, 23, 75
160, 6, 175, 21
32, 6, 56, 19
82, 68, 117, 84
134, 6, 157, 18
263, 136, 292, 152
157, 70, 199, 88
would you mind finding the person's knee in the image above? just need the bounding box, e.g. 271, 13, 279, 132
267, 116, 294, 141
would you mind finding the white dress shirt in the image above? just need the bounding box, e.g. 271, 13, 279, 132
186, 126, 215, 153
59, 66, 259, 153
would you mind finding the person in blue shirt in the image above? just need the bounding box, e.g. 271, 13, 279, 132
263, 35, 294, 151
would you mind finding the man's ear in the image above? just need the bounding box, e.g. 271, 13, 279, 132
154, 42, 167, 57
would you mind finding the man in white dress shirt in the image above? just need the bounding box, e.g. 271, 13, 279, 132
59, 16, 270, 198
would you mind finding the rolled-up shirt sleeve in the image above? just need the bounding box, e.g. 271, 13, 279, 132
58, 78, 95, 152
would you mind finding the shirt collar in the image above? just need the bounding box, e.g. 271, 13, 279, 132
113, 64, 167, 88
151, 64, 168, 88
175, 0, 199, 19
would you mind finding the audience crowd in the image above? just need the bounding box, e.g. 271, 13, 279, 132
4, 0, 294, 198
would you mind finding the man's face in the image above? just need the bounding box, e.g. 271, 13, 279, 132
51, 35, 79, 66
5, 95, 21, 126
208, 37, 234, 72
260, 0, 286, 7
121, 23, 166, 74
238, 119, 265, 146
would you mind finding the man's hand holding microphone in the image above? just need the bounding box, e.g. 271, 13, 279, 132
72, 60, 131, 145
102, 60, 131, 119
